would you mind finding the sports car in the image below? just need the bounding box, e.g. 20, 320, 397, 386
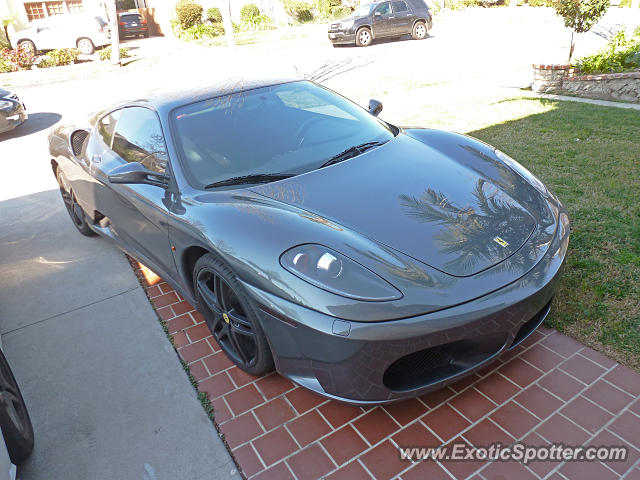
48, 78, 570, 404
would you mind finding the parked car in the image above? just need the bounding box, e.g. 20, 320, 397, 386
0, 336, 34, 479
49, 78, 569, 404
328, 0, 432, 46
0, 89, 28, 135
13, 13, 110, 55
118, 12, 149, 39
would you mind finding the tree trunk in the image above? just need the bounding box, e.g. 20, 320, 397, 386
222, 0, 236, 49
568, 31, 575, 63
3, 25, 11, 49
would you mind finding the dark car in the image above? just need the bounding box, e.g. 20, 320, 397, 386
118, 12, 149, 39
328, 0, 432, 47
49, 78, 569, 404
0, 89, 28, 134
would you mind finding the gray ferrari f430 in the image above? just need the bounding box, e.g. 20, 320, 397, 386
49, 78, 569, 404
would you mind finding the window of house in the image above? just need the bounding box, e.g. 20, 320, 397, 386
112, 107, 168, 174
66, 0, 84, 13
24, 2, 46, 21
46, 1, 65, 16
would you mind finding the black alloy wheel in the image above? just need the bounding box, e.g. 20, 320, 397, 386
194, 254, 273, 375
0, 350, 34, 464
56, 169, 96, 236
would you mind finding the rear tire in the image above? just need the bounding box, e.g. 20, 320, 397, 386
0, 349, 34, 465
355, 27, 372, 47
56, 169, 96, 237
412, 21, 427, 40
76, 37, 95, 55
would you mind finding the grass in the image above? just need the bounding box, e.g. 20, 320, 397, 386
196, 23, 320, 46
396, 96, 639, 369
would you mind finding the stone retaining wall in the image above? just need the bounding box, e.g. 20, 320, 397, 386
532, 64, 640, 103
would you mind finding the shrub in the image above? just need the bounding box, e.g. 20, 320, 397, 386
206, 7, 222, 23
282, 0, 314, 22
575, 28, 640, 73
330, 5, 351, 18
98, 47, 131, 61
241, 13, 275, 30
529, 0, 552, 6
552, 0, 610, 62
176, 0, 204, 29
0, 47, 34, 72
177, 23, 224, 40
240, 3, 261, 21
40, 48, 79, 67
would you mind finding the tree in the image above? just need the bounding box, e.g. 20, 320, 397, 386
221, 0, 235, 48
1, 14, 18, 49
553, 0, 610, 62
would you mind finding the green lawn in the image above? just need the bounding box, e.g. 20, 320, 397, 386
398, 97, 640, 369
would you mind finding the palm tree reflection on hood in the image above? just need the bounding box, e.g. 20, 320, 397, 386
399, 179, 536, 276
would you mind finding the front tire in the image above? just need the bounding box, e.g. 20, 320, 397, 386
355, 27, 372, 47
76, 38, 95, 55
194, 254, 274, 376
0, 349, 34, 465
412, 21, 427, 40
56, 169, 96, 237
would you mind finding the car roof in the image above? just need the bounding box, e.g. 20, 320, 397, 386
120, 75, 302, 116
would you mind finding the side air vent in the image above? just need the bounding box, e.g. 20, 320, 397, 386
70, 130, 89, 157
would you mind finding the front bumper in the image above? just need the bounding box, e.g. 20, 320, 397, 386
120, 26, 148, 37
328, 29, 355, 45
245, 208, 570, 404
0, 103, 28, 134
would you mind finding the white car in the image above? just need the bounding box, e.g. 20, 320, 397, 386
13, 13, 110, 55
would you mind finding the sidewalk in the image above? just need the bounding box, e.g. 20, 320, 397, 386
0, 189, 239, 479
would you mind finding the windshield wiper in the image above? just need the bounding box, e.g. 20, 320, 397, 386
319, 141, 386, 169
204, 173, 295, 189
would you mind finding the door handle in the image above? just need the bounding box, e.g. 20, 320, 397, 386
389, 15, 395, 18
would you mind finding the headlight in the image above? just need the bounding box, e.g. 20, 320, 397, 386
280, 244, 402, 301
341, 19, 355, 29
494, 149, 547, 196
0, 100, 15, 111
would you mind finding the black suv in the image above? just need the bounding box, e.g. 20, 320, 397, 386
328, 0, 432, 47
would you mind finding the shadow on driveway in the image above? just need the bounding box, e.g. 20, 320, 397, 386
0, 112, 61, 141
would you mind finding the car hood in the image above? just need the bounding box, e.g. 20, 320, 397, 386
252, 133, 540, 278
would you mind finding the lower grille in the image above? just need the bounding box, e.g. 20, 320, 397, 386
383, 334, 506, 392
509, 299, 553, 349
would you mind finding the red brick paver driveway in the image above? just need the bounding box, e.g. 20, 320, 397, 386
132, 261, 640, 480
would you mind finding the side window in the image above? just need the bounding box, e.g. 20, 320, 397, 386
111, 107, 168, 174
98, 110, 120, 147
375, 2, 391, 15
392, 1, 408, 12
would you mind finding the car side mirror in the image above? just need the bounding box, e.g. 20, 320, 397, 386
368, 98, 383, 116
108, 162, 168, 188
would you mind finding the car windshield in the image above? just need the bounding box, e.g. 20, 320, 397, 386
354, 3, 375, 15
171, 81, 396, 189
